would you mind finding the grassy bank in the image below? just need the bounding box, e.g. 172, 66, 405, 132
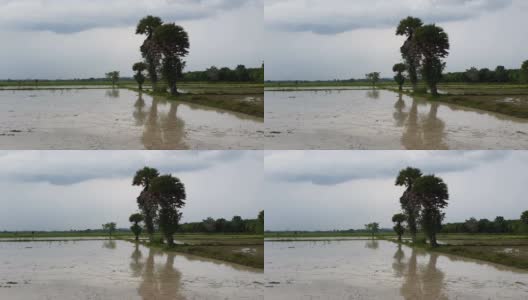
388, 234, 528, 270
265, 231, 395, 238
134, 84, 264, 118
136, 234, 264, 269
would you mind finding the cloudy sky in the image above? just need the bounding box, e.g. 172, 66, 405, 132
265, 151, 528, 231
265, 0, 528, 80
0, 0, 262, 79
0, 151, 263, 231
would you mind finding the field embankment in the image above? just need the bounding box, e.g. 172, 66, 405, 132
389, 233, 528, 270
135, 234, 264, 269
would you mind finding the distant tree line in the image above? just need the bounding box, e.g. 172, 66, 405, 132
441, 211, 528, 234
183, 64, 264, 82
177, 211, 264, 234
442, 62, 528, 83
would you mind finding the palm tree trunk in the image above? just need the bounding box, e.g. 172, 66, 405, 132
430, 84, 439, 96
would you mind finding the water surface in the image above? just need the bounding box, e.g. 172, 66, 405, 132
265, 240, 528, 299
0, 89, 263, 149
265, 89, 528, 149
0, 240, 263, 299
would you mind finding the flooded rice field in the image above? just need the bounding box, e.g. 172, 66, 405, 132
265, 89, 528, 149
265, 240, 528, 299
0, 89, 263, 149
0, 240, 263, 299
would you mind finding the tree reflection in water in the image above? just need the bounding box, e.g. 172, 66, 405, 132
141, 96, 187, 149
399, 97, 448, 150
395, 246, 448, 300
135, 247, 185, 300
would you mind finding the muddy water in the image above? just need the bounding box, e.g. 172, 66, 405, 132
0, 89, 263, 149
265, 89, 528, 149
0, 240, 263, 299
265, 240, 528, 299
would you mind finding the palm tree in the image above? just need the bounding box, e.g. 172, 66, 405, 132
149, 174, 186, 246
392, 213, 407, 242
396, 17, 423, 92
413, 175, 449, 247
414, 24, 450, 96
395, 167, 423, 243
129, 213, 144, 241
153, 23, 190, 96
136, 16, 163, 91
392, 63, 406, 91
132, 62, 148, 90
133, 167, 160, 241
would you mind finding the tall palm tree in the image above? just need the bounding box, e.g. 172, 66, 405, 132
136, 16, 163, 91
153, 23, 190, 96
149, 174, 186, 246
395, 167, 423, 243
133, 167, 160, 241
396, 17, 423, 92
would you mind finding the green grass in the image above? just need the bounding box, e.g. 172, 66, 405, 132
141, 88, 263, 118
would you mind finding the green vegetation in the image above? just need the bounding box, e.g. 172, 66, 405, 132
142, 87, 263, 117
392, 213, 406, 241
442, 211, 528, 234
132, 62, 147, 90
396, 16, 423, 91
102, 222, 117, 238
136, 234, 263, 269
394, 167, 449, 247
395, 17, 450, 95
136, 15, 163, 91
187, 64, 264, 83
105, 71, 119, 87
179, 212, 264, 234
365, 72, 380, 87
128, 166, 263, 266
129, 213, 144, 241
392, 63, 406, 91
364, 222, 379, 237
133, 167, 160, 242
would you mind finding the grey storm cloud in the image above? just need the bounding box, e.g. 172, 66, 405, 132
265, 0, 512, 34
0, 0, 257, 34
265, 150, 510, 185
0, 150, 256, 185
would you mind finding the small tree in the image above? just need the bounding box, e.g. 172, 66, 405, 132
393, 63, 406, 91
414, 24, 450, 96
521, 210, 528, 225
365, 72, 380, 87
392, 213, 406, 241
365, 222, 379, 238
520, 60, 528, 84
257, 210, 264, 234
105, 71, 120, 87
129, 213, 144, 241
102, 222, 117, 238
132, 62, 148, 90
150, 174, 186, 246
